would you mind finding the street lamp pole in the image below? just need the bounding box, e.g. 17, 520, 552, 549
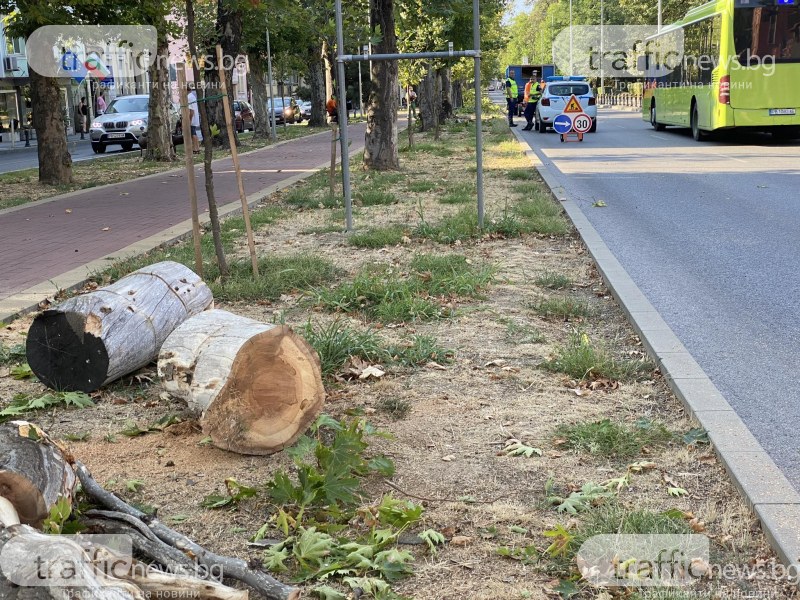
569, 0, 574, 75
358, 46, 364, 118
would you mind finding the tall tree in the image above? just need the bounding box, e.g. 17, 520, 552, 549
364, 0, 399, 169
144, 28, 177, 161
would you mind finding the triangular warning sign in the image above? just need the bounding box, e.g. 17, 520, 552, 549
563, 94, 583, 113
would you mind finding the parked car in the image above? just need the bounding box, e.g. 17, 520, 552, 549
89, 95, 152, 153
535, 76, 597, 133
233, 100, 254, 132
300, 101, 312, 120
266, 97, 291, 125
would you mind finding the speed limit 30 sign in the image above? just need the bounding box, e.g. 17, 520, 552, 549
572, 112, 592, 134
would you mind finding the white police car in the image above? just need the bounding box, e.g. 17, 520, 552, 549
535, 76, 597, 133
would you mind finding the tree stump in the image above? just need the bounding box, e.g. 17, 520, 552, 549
158, 310, 325, 455
26, 262, 213, 393
0, 422, 75, 527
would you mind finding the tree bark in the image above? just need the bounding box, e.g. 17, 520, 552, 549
418, 67, 437, 133
248, 53, 270, 138
0, 421, 75, 528
214, 0, 242, 149
30, 70, 72, 185
322, 39, 334, 104
363, 0, 399, 170
307, 49, 327, 127
26, 261, 213, 393
144, 35, 176, 162
158, 310, 325, 455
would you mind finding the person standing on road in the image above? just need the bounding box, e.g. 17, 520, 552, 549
79, 97, 88, 140
187, 84, 201, 154
522, 76, 542, 131
96, 92, 106, 116
505, 70, 518, 127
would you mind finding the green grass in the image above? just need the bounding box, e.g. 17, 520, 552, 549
376, 397, 412, 419
541, 332, 652, 381
439, 182, 475, 205
403, 142, 454, 157
507, 169, 537, 181
555, 418, 674, 458
535, 271, 572, 290
315, 254, 493, 323
415, 208, 482, 244
348, 226, 406, 248
532, 297, 592, 320
284, 187, 339, 209
0, 197, 29, 211
301, 320, 450, 377
501, 318, 546, 344
355, 189, 397, 206
300, 224, 343, 235
513, 197, 570, 235
357, 171, 405, 189
301, 320, 385, 376
407, 179, 438, 193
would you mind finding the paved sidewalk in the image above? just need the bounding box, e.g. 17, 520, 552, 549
0, 123, 368, 319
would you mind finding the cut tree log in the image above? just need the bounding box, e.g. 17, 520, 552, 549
0, 421, 75, 527
158, 310, 324, 455
26, 261, 214, 393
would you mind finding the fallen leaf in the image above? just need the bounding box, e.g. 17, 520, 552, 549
689, 518, 706, 532
570, 387, 591, 397
120, 192, 130, 196
441, 454, 456, 462
593, 200, 607, 207
662, 472, 680, 487
101, 227, 110, 231
65, 209, 72, 214
401, 236, 412, 244
449, 535, 473, 546
358, 365, 385, 380
484, 359, 506, 367
425, 361, 447, 370
159, 392, 171, 401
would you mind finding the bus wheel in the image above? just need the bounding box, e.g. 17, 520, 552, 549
691, 103, 709, 142
650, 104, 665, 131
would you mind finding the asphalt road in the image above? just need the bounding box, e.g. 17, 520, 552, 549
518, 107, 800, 489
0, 140, 136, 174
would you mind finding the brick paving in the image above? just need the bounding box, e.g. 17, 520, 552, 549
0, 124, 367, 301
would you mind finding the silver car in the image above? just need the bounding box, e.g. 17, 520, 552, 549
89, 95, 150, 153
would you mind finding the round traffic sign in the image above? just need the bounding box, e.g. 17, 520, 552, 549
553, 114, 573, 135
572, 112, 593, 133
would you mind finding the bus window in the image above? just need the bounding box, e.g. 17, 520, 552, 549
734, 5, 800, 63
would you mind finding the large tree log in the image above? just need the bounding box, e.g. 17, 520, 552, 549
158, 310, 324, 455
26, 262, 213, 393
0, 422, 75, 528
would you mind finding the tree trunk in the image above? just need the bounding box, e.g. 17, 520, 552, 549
158, 310, 325, 456
322, 39, 334, 103
30, 70, 72, 185
214, 0, 243, 149
0, 421, 75, 527
307, 51, 327, 127
363, 0, 399, 170
418, 67, 436, 132
26, 261, 213, 393
144, 35, 176, 162
248, 53, 270, 138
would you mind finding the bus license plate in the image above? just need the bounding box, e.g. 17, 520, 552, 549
107, 133, 126, 138
769, 109, 796, 116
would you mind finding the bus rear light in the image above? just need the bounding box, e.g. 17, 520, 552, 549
541, 98, 551, 106
718, 75, 731, 104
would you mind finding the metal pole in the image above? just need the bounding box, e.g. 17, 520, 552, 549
265, 25, 277, 141
600, 0, 604, 90
334, 0, 353, 232
358, 51, 363, 119
473, 0, 484, 229
658, 0, 662, 31
569, 0, 574, 76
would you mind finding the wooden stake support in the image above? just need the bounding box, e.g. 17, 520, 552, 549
215, 44, 259, 277
177, 63, 203, 276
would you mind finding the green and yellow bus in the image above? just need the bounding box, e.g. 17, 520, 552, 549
642, 0, 800, 140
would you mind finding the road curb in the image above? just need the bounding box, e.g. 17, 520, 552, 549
510, 127, 800, 573
0, 139, 366, 324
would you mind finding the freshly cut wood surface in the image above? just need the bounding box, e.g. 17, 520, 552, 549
0, 421, 76, 527
159, 309, 324, 455
26, 261, 213, 392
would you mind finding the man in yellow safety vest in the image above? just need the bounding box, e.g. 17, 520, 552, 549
505, 70, 518, 127
522, 75, 542, 131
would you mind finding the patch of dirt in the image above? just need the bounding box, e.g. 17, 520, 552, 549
0, 118, 790, 600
